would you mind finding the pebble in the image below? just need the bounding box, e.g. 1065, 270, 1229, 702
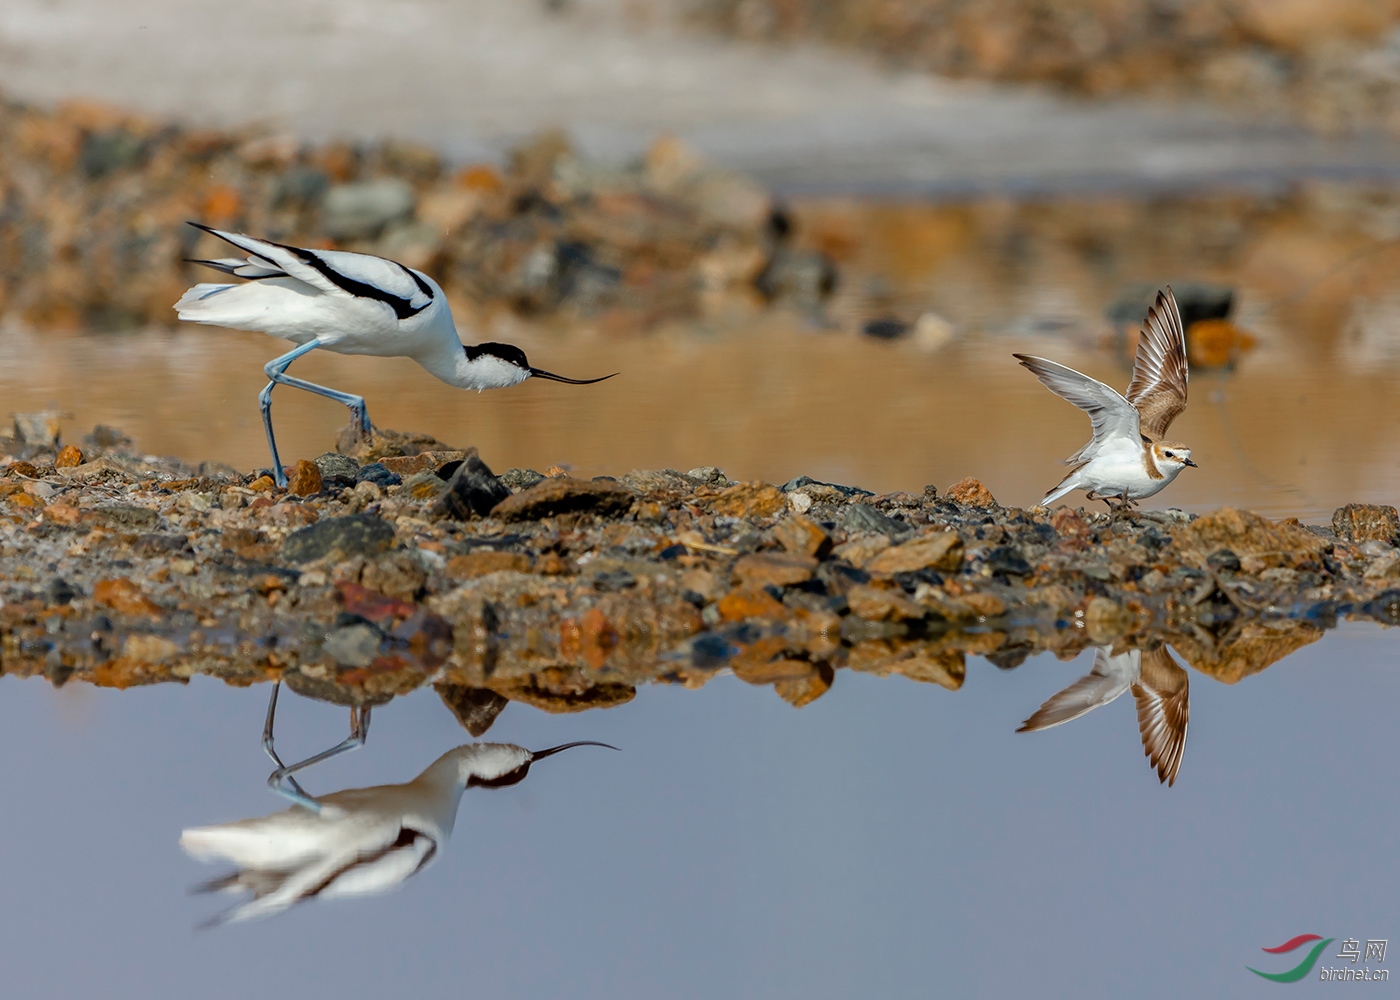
430, 454, 512, 519
282, 514, 395, 563
356, 463, 402, 487
945, 477, 997, 507
286, 459, 323, 497
771, 514, 832, 558
491, 475, 634, 522
314, 452, 361, 488
732, 552, 818, 588
1332, 503, 1400, 545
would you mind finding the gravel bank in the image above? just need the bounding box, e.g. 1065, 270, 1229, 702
0, 419, 1394, 730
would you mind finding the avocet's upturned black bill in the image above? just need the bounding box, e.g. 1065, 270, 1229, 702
174, 223, 617, 487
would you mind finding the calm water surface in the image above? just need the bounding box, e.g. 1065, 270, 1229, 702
0, 625, 1393, 998
4, 190, 1399, 520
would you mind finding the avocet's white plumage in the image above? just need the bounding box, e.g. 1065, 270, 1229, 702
183, 739, 615, 927
1017, 646, 1189, 786
1015, 287, 1196, 510
174, 223, 615, 487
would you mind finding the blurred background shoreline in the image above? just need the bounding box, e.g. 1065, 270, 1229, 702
1, 0, 1399, 516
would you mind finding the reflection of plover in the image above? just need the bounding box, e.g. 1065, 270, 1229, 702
175, 223, 616, 488
1015, 288, 1196, 510
1017, 646, 1189, 786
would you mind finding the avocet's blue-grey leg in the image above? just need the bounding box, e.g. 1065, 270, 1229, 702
259, 338, 371, 488
259, 340, 322, 488
260, 681, 372, 812
271, 372, 370, 435
261, 681, 321, 811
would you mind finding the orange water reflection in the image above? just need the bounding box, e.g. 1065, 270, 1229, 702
4, 188, 1399, 520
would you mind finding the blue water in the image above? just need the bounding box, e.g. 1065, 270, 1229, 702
0, 623, 1393, 999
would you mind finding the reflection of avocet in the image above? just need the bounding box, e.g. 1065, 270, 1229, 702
181, 684, 616, 926
1017, 646, 1189, 786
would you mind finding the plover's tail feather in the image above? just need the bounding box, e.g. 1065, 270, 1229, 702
1039, 465, 1084, 507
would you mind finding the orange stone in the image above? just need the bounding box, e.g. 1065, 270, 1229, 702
248, 475, 276, 493
733, 657, 820, 686
446, 550, 533, 578
703, 482, 786, 518
54, 445, 83, 469
93, 577, 163, 616
731, 552, 817, 588
43, 502, 81, 525
775, 662, 835, 708
286, 459, 323, 497
946, 477, 996, 507
717, 586, 789, 621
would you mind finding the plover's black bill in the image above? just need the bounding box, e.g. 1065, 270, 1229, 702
528, 368, 618, 385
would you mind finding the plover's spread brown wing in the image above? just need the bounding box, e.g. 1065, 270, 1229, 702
1131, 646, 1189, 786
1125, 287, 1189, 440
1014, 354, 1140, 460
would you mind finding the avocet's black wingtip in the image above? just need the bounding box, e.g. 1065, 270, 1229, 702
527, 369, 619, 385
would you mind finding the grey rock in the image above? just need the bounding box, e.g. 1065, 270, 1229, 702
90, 504, 159, 529
430, 454, 511, 520
272, 167, 330, 209
197, 460, 242, 482
14, 411, 62, 449
84, 425, 133, 451
687, 466, 729, 485
322, 179, 415, 239
754, 247, 837, 306
619, 469, 699, 494
46, 577, 79, 606
79, 129, 145, 179
322, 622, 382, 668
314, 452, 361, 488
592, 568, 637, 592
842, 504, 911, 536
282, 514, 395, 563
499, 468, 546, 492
402, 469, 448, 498
356, 463, 401, 487
862, 317, 910, 340
782, 475, 873, 497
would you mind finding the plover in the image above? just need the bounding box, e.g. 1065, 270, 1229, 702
1017, 646, 1189, 786
1015, 288, 1195, 510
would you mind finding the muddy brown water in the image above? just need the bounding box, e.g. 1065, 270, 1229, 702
5, 189, 1399, 522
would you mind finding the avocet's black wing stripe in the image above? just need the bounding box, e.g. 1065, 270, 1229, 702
398, 261, 435, 301
281, 245, 430, 321
186, 221, 434, 320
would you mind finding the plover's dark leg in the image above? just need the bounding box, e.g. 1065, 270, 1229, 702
261, 680, 372, 812
260, 339, 370, 488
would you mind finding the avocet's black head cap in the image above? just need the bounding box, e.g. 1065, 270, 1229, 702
464, 342, 530, 369
465, 342, 619, 385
